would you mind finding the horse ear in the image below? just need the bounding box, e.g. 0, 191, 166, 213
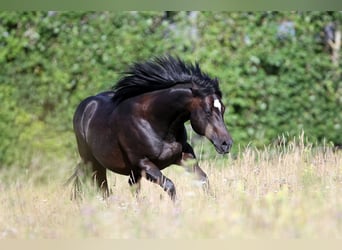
191, 82, 201, 97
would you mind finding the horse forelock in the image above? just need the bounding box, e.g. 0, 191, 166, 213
112, 55, 221, 105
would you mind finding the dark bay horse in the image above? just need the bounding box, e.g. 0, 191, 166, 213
70, 56, 233, 200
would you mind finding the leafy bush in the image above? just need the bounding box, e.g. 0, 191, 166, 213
0, 11, 341, 167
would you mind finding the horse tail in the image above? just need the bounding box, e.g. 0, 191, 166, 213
64, 162, 86, 200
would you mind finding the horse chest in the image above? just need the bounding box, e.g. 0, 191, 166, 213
155, 141, 183, 168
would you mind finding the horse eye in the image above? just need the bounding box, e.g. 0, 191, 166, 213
205, 109, 211, 116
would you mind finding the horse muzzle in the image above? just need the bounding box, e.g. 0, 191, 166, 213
204, 123, 233, 154
213, 139, 233, 154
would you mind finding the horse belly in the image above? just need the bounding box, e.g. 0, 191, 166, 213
102, 149, 131, 175
89, 135, 132, 175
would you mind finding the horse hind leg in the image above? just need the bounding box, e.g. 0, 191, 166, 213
91, 161, 110, 198
73, 135, 109, 198
66, 158, 109, 199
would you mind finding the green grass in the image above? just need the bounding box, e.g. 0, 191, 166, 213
1, 137, 342, 238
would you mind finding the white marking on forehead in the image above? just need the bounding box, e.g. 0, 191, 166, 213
213, 99, 222, 112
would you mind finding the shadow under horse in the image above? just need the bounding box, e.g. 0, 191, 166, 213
69, 56, 233, 201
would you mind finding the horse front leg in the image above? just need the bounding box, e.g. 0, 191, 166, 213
178, 143, 210, 192
138, 158, 176, 201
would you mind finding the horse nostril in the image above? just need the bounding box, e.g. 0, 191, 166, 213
222, 140, 233, 152
222, 141, 228, 150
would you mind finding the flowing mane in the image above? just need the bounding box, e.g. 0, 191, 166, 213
112, 56, 221, 105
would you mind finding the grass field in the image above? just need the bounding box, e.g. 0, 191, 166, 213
1, 136, 342, 239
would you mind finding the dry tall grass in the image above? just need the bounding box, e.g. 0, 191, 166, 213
1, 137, 342, 238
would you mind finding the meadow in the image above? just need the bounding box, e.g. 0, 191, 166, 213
0, 135, 342, 239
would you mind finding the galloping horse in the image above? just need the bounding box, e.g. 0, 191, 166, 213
70, 56, 233, 200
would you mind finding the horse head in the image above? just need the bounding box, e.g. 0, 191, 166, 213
189, 83, 233, 154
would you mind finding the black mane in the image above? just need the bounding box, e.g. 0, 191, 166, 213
112, 56, 221, 105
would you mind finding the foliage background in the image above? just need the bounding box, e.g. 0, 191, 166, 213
0, 11, 341, 167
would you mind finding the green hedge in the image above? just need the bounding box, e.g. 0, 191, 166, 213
0, 11, 341, 167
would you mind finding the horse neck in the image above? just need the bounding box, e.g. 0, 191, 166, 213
142, 87, 192, 127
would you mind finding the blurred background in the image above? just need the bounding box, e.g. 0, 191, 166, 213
0, 11, 341, 168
